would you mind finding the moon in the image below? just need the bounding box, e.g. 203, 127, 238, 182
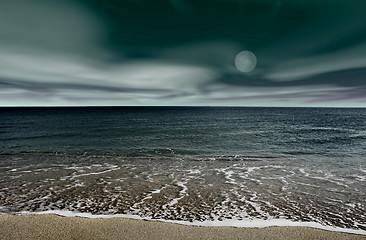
235, 50, 257, 73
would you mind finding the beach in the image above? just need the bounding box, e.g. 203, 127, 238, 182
1, 214, 365, 240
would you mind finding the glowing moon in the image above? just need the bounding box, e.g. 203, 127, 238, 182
235, 50, 257, 72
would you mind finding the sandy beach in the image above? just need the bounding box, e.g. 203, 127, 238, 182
0, 214, 365, 240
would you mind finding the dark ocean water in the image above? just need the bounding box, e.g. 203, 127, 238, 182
0, 107, 365, 232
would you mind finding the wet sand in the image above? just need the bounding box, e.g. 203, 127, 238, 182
1, 214, 365, 240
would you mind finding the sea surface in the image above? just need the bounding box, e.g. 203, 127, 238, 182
0, 107, 365, 233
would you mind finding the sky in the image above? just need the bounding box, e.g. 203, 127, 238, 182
1, 0, 366, 107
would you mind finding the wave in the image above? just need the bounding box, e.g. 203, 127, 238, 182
1, 152, 365, 233
12, 210, 366, 236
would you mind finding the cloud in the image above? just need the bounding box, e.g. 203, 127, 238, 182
264, 44, 366, 82
0, 0, 365, 107
193, 83, 366, 107
0, 48, 217, 106
0, 0, 106, 57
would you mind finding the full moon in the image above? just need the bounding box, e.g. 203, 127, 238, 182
235, 50, 257, 72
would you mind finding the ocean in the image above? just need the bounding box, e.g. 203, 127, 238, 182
0, 107, 365, 234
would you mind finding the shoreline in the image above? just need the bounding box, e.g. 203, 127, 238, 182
1, 214, 365, 240
11, 210, 366, 235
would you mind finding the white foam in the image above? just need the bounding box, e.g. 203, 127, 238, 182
308, 126, 344, 131
73, 183, 85, 188
353, 175, 366, 181
224, 170, 237, 185
345, 203, 356, 208
247, 167, 261, 173
15, 210, 366, 235
164, 181, 188, 208
188, 169, 201, 174
294, 181, 320, 188
311, 175, 349, 188
69, 166, 120, 180
9, 175, 22, 179
131, 185, 167, 211
217, 167, 238, 185
247, 193, 268, 217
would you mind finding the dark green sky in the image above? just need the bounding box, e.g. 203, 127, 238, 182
1, 0, 366, 106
